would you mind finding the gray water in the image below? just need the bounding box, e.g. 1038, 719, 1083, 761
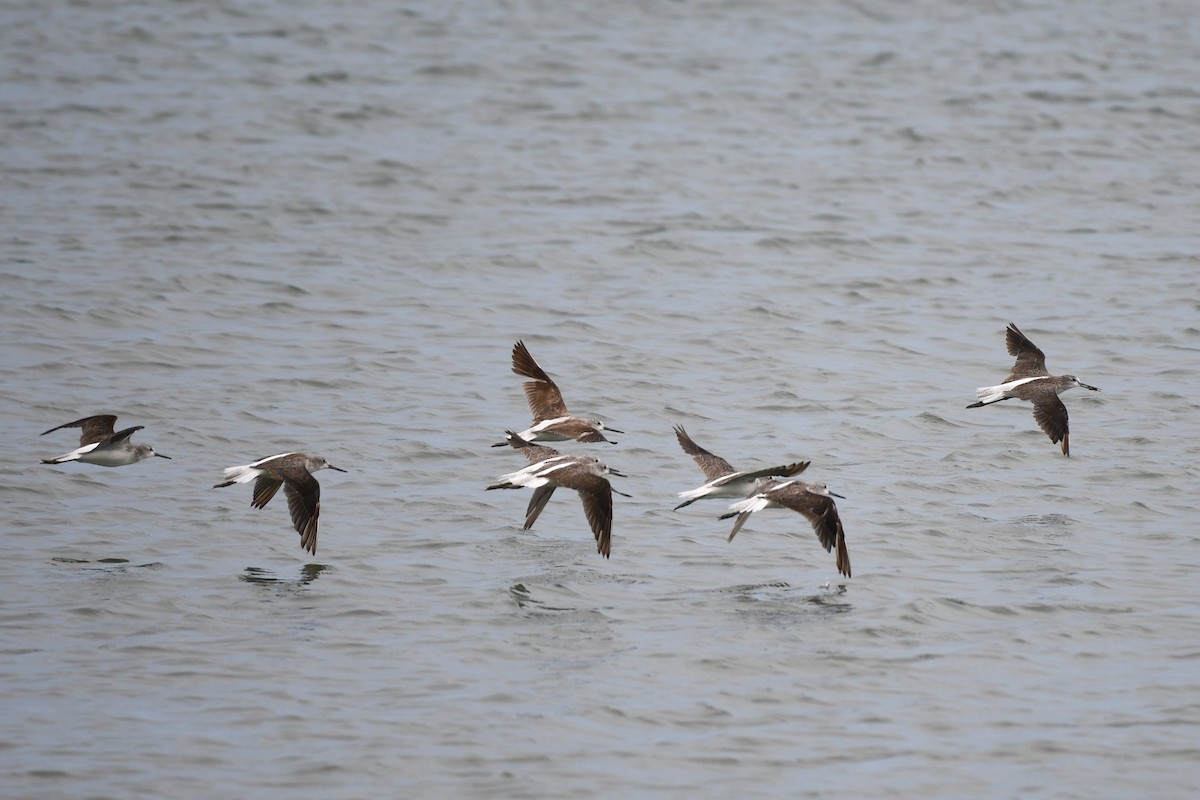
2, 1, 1199, 797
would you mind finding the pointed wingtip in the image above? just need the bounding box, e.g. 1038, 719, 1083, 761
837, 533, 852, 578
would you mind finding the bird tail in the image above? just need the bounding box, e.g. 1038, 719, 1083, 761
966, 384, 1010, 408
42, 449, 82, 465
721, 494, 771, 517
673, 486, 706, 510
213, 464, 259, 489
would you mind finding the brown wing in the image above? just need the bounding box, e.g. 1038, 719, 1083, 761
835, 527, 851, 578
1005, 323, 1049, 380
1030, 394, 1070, 453
523, 485, 557, 530
573, 428, 612, 444
41, 415, 119, 446
778, 490, 852, 578
726, 511, 753, 542
730, 461, 810, 484
284, 474, 321, 555
674, 425, 736, 480
500, 430, 561, 463
574, 478, 613, 559
108, 426, 144, 445
511, 340, 569, 420
251, 476, 283, 509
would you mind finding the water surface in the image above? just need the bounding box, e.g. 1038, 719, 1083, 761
2, 1, 1199, 798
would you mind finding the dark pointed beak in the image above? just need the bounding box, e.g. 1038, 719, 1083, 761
606, 427, 624, 435
1082, 383, 1100, 391
608, 468, 627, 478
155, 453, 172, 459
829, 491, 846, 499
328, 465, 347, 472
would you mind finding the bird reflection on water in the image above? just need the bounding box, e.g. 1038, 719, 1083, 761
240, 563, 329, 588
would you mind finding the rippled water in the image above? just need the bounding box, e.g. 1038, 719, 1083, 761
3, 1, 1199, 797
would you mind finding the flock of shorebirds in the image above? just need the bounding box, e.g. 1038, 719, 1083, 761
39, 323, 1098, 573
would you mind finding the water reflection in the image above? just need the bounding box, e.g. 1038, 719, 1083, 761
240, 563, 328, 588
51, 556, 162, 571
727, 581, 852, 626
509, 581, 586, 612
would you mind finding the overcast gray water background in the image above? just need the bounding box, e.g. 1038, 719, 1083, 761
3, 1, 1199, 797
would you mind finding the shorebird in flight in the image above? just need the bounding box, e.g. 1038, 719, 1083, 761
672, 425, 809, 510
41, 414, 170, 467
493, 340, 621, 446
719, 479, 852, 578
967, 322, 1099, 456
488, 431, 630, 558
214, 452, 346, 556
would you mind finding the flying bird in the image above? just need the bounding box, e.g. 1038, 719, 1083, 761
493, 340, 621, 446
214, 452, 346, 556
488, 431, 630, 558
672, 424, 809, 510
967, 322, 1099, 456
719, 479, 852, 578
41, 414, 170, 467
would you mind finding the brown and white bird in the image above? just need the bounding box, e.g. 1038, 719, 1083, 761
493, 340, 621, 446
967, 322, 1099, 456
214, 452, 346, 556
41, 414, 170, 467
488, 431, 630, 558
672, 424, 809, 510
719, 479, 852, 578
